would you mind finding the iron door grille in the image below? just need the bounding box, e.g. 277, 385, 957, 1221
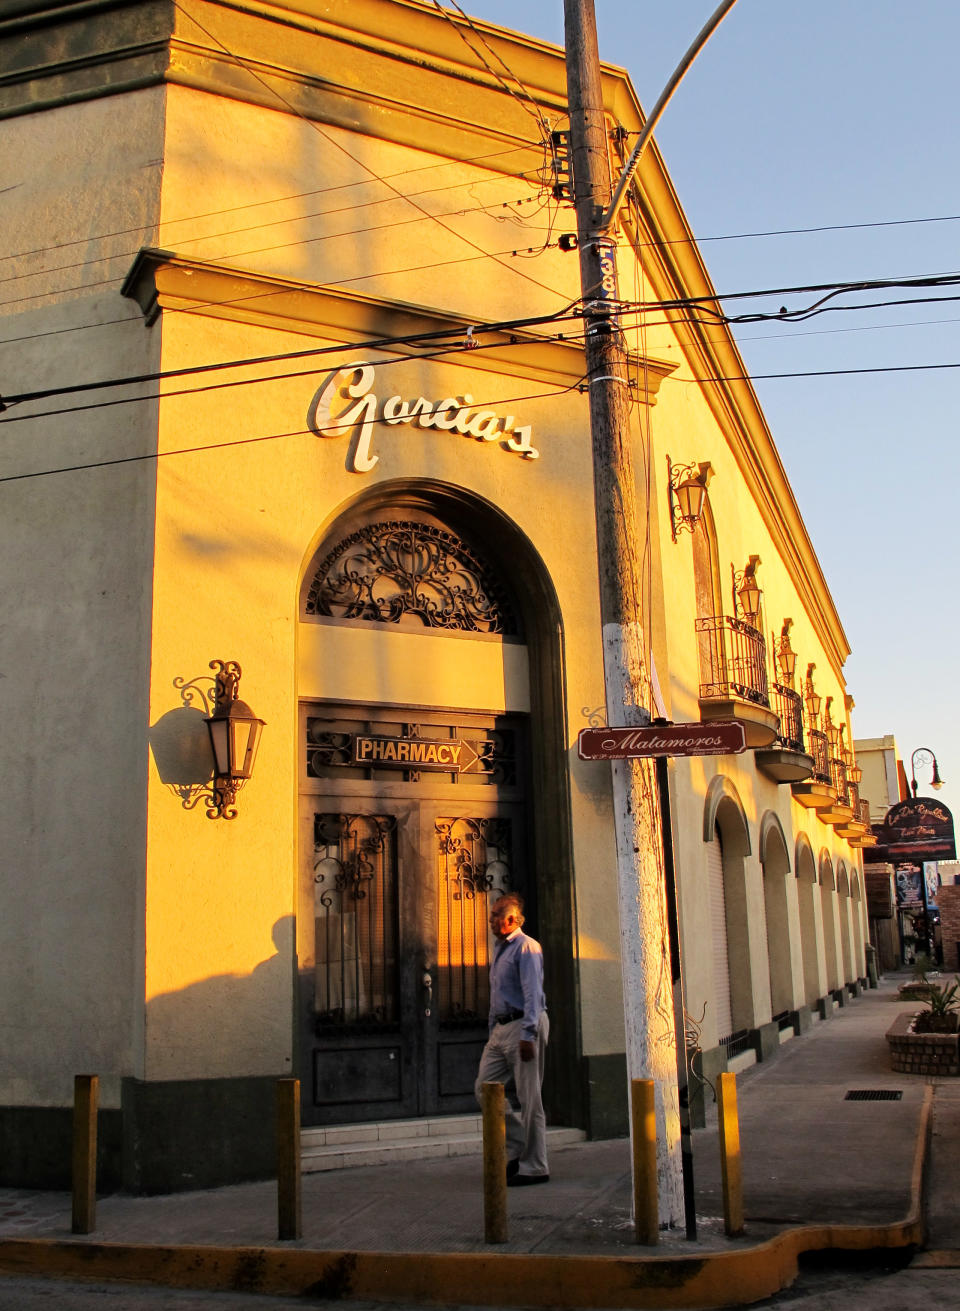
313, 813, 399, 1029
435, 816, 513, 1026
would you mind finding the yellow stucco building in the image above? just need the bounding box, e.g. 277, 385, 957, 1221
1, 0, 871, 1191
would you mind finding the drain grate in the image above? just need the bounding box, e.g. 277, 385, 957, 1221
844, 1089, 903, 1101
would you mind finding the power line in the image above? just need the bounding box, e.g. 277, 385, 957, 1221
654, 210, 960, 251
0, 236, 565, 314
0, 188, 556, 290
10, 267, 960, 404
1, 145, 548, 268
169, 1, 570, 304
0, 305, 580, 411
432, 1, 557, 144
0, 372, 586, 484
0, 338, 540, 424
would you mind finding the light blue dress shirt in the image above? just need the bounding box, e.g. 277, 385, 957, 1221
488, 929, 546, 1042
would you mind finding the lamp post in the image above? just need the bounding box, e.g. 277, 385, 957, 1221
910, 747, 944, 798
907, 747, 944, 963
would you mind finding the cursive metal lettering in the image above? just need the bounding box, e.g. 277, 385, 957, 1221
308, 364, 539, 472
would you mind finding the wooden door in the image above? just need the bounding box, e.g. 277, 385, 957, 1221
298, 707, 528, 1126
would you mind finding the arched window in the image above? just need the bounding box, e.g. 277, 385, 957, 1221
304, 513, 521, 637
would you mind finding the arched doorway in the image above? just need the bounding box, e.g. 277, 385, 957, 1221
837, 864, 854, 984
819, 854, 840, 993
795, 836, 820, 1005
759, 812, 793, 1019
703, 778, 754, 1049
295, 482, 578, 1127
850, 872, 865, 977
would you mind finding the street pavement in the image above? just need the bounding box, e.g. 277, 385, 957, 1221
0, 973, 955, 1308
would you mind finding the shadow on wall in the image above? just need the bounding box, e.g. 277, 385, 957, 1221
127, 916, 296, 1194
148, 664, 223, 811
145, 916, 295, 1075
148, 704, 213, 807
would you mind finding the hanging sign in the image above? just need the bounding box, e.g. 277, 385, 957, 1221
578, 721, 746, 761
308, 363, 539, 473
353, 734, 481, 773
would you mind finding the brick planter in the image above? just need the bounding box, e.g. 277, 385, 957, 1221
886, 1010, 960, 1076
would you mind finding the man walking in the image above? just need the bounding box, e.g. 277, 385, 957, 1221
475, 893, 549, 1185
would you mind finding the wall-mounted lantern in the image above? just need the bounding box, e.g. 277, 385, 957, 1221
775, 618, 797, 687
204, 660, 266, 820
804, 663, 822, 725
731, 555, 762, 625
666, 456, 712, 541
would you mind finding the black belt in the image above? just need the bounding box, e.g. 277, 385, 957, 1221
494, 1008, 524, 1025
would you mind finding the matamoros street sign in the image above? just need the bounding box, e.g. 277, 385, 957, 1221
578, 721, 746, 761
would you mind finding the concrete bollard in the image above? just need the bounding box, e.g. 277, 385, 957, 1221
72, 1074, 98, 1235
481, 1081, 508, 1244
276, 1078, 302, 1241
630, 1078, 658, 1245
717, 1071, 744, 1236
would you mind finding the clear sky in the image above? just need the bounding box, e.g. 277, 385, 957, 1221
459, 0, 960, 821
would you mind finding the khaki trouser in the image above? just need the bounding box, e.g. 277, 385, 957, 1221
474, 1011, 549, 1177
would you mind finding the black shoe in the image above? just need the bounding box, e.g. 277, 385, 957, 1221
507, 1173, 549, 1187
506, 1158, 520, 1181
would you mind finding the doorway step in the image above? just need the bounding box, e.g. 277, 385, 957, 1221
302, 1116, 585, 1173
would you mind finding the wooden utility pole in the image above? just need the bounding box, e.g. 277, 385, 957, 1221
564, 0, 683, 1227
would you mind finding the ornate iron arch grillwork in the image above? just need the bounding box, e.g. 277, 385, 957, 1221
304, 519, 521, 636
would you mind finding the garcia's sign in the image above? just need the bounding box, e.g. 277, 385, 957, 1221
308, 364, 539, 473
578, 721, 747, 761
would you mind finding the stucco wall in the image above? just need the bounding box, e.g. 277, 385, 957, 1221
1, 89, 166, 1106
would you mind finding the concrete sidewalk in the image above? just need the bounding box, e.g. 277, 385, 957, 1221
0, 977, 942, 1307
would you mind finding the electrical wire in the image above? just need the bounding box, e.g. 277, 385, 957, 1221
1, 145, 548, 268
0, 371, 589, 484
0, 302, 580, 411
646, 210, 960, 252
10, 261, 960, 386
169, 1, 571, 304
0, 236, 565, 314
432, 1, 556, 144
0, 188, 557, 290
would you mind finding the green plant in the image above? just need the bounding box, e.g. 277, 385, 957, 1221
924, 977, 960, 1017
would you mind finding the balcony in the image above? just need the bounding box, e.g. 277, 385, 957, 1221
820, 754, 855, 827
695, 614, 780, 747
837, 788, 870, 843
755, 683, 815, 784
755, 681, 807, 781
791, 727, 837, 810
850, 799, 878, 848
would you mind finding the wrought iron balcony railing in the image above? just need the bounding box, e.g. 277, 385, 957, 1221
695, 614, 770, 707
807, 728, 831, 784
830, 755, 850, 807
771, 683, 805, 753
859, 798, 871, 826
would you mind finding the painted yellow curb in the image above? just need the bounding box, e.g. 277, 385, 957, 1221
0, 1088, 931, 1310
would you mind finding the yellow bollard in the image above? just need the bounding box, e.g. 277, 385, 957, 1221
72, 1074, 98, 1235
630, 1078, 658, 1245
481, 1081, 508, 1244
276, 1078, 302, 1241
717, 1071, 744, 1236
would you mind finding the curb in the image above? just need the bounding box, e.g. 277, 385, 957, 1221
0, 1089, 932, 1310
